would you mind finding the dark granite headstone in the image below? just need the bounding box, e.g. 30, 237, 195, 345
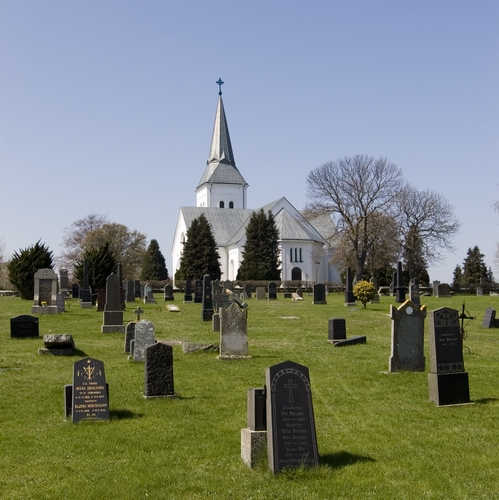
313, 283, 326, 304
124, 280, 135, 303
436, 283, 451, 298
428, 307, 470, 406
243, 283, 252, 299
266, 360, 319, 473
164, 284, 174, 301
72, 357, 110, 422
144, 342, 175, 397
80, 259, 92, 306
10, 315, 40, 338
481, 307, 496, 328
268, 282, 277, 300
328, 318, 346, 341
395, 261, 406, 303
71, 283, 79, 299
59, 269, 69, 293
344, 267, 355, 305
124, 321, 135, 353
247, 388, 266, 431
184, 278, 193, 302
194, 279, 203, 303
134, 280, 141, 298
102, 273, 125, 333
201, 274, 214, 321
224, 280, 234, 292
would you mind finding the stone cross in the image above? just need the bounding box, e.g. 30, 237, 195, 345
284, 379, 297, 403
134, 306, 144, 321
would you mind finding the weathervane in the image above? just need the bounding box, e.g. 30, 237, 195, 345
216, 78, 224, 95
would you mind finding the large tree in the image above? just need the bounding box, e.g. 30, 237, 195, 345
140, 239, 169, 281
306, 155, 404, 281
7, 241, 54, 299
401, 225, 429, 285
238, 209, 281, 281
73, 242, 117, 291
177, 214, 221, 280
462, 246, 489, 288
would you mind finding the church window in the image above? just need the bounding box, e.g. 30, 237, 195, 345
219, 201, 225, 208
294, 248, 298, 262
229, 201, 234, 208
299, 248, 303, 262
290, 248, 293, 262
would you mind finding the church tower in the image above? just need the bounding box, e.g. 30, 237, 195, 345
195, 79, 248, 209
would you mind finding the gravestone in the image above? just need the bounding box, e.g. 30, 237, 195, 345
328, 318, 346, 341
370, 277, 380, 303
213, 286, 223, 312
482, 307, 497, 328
71, 283, 79, 299
143, 284, 156, 304
101, 273, 125, 333
144, 342, 175, 398
201, 274, 214, 321
124, 280, 135, 303
80, 259, 92, 307
59, 269, 69, 294
395, 261, 406, 303
124, 321, 135, 353
268, 282, 277, 300
219, 303, 249, 358
132, 320, 156, 362
389, 300, 426, 372
56, 293, 66, 313
164, 284, 174, 301
10, 315, 39, 338
38, 334, 74, 355
296, 287, 303, 298
476, 287, 483, 296
256, 287, 266, 300
313, 283, 327, 304
32, 268, 58, 314
432, 280, 440, 296
409, 278, 421, 306
243, 283, 252, 299
134, 280, 142, 298
212, 312, 220, 332
116, 262, 123, 288
194, 279, 203, 303
71, 357, 110, 423
224, 280, 234, 292
344, 266, 355, 305
184, 278, 193, 302
241, 388, 267, 468
292, 292, 303, 301
436, 283, 451, 298
265, 360, 319, 473
428, 307, 470, 406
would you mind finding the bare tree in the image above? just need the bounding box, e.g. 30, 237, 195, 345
306, 155, 404, 280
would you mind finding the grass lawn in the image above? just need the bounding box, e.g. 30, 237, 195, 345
1, 292, 499, 499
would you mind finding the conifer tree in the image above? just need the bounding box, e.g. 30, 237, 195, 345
462, 246, 488, 288
452, 264, 463, 291
238, 209, 281, 280
140, 239, 169, 281
74, 241, 117, 291
177, 214, 221, 280
7, 240, 54, 300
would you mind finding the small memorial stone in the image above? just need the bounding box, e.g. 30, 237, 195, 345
124, 321, 135, 353
243, 283, 252, 299
255, 287, 266, 300
313, 283, 326, 304
164, 284, 174, 301
481, 307, 497, 328
38, 334, 74, 355
268, 282, 277, 300
184, 278, 193, 302
56, 293, 66, 313
10, 315, 40, 338
144, 342, 175, 398
132, 320, 156, 362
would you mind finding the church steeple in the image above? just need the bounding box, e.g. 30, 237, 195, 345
196, 80, 248, 209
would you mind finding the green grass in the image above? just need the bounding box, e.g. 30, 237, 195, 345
1, 293, 499, 499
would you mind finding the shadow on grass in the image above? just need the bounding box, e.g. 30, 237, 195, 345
110, 409, 143, 420
320, 451, 375, 469
71, 349, 88, 357
473, 397, 498, 405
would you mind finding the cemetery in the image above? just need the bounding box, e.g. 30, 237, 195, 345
2, 290, 499, 498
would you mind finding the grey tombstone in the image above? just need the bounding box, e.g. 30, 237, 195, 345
164, 284, 174, 301
268, 282, 277, 300
143, 284, 156, 304
409, 278, 421, 306
212, 312, 221, 332
59, 269, 69, 294
256, 287, 266, 300
124, 280, 136, 303
344, 267, 355, 305
71, 357, 110, 423
428, 307, 470, 406
38, 334, 74, 356
395, 261, 406, 303
144, 342, 175, 398
265, 360, 319, 474
132, 320, 156, 362
56, 293, 66, 313
243, 283, 252, 299
224, 280, 234, 292
124, 321, 135, 353
432, 280, 440, 296
219, 303, 249, 357
389, 300, 426, 372
32, 268, 59, 314
436, 283, 451, 298
101, 273, 125, 333
241, 388, 267, 468
481, 307, 497, 328
213, 285, 223, 312
370, 277, 380, 303
201, 274, 214, 321
184, 279, 193, 302
80, 259, 92, 307
313, 283, 327, 304
194, 279, 203, 303
476, 287, 483, 296
10, 315, 39, 338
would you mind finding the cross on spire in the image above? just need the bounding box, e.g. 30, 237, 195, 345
216, 78, 224, 95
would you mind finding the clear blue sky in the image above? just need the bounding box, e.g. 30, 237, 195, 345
1, 1, 498, 283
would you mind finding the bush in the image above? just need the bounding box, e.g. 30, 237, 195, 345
353, 280, 375, 308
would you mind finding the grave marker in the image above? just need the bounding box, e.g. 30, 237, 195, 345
481, 307, 497, 328
10, 315, 40, 338
132, 320, 156, 362
268, 282, 277, 300
344, 267, 355, 305
144, 342, 175, 398
32, 268, 58, 314
312, 283, 326, 305
219, 303, 249, 358
184, 278, 193, 302
101, 273, 125, 333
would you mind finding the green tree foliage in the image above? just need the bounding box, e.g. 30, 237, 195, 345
238, 209, 281, 281
402, 225, 429, 285
353, 280, 375, 308
177, 214, 221, 280
452, 265, 463, 291
73, 242, 117, 291
140, 239, 169, 281
7, 241, 53, 299
462, 246, 489, 288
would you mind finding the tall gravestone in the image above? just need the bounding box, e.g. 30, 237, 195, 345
432, 281, 440, 296
71, 283, 79, 299
144, 342, 175, 398
184, 278, 193, 302
124, 321, 135, 353
389, 300, 426, 372
268, 282, 277, 300
312, 283, 327, 304
32, 268, 59, 314
409, 278, 421, 306
164, 284, 174, 301
194, 279, 203, 303
71, 357, 110, 423
124, 280, 135, 303
201, 274, 214, 321
134, 280, 142, 298
131, 320, 156, 362
243, 283, 252, 299
80, 259, 92, 308
265, 360, 319, 473
101, 273, 125, 333
428, 307, 470, 406
344, 267, 355, 306
59, 269, 69, 294
56, 293, 66, 313
219, 303, 249, 358
395, 261, 406, 303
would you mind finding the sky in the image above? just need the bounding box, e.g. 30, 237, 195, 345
1, 0, 498, 283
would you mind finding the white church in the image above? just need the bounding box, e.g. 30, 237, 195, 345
171, 82, 340, 284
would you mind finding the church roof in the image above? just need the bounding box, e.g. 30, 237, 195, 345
197, 95, 248, 189
273, 209, 324, 242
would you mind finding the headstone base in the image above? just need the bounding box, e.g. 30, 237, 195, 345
31, 305, 58, 315
38, 348, 73, 356
428, 372, 471, 406
328, 336, 366, 347
217, 355, 252, 360
64, 383, 109, 419
344, 302, 357, 307
80, 302, 93, 309
101, 325, 126, 333
241, 428, 267, 468
312, 300, 327, 305
143, 394, 178, 399
202, 309, 214, 321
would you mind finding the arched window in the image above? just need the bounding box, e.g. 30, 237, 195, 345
291, 267, 302, 281
219, 201, 225, 208
229, 201, 234, 209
